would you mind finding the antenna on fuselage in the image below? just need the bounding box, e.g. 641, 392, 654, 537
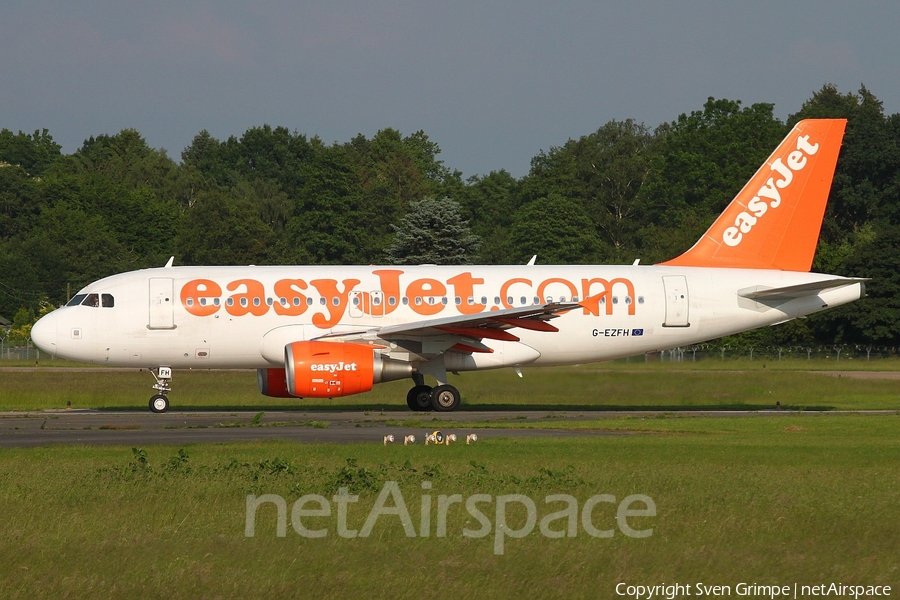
164, 256, 175, 268
527, 255, 537, 266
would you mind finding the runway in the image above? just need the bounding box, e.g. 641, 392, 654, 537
1, 408, 895, 448
0, 409, 629, 448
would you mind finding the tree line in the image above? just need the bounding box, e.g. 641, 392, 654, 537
1, 84, 898, 348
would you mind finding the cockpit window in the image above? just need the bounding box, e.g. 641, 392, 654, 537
82, 293, 100, 307
69, 292, 114, 308
67, 294, 87, 307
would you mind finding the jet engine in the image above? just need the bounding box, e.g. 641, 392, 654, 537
259, 341, 411, 398
257, 367, 292, 397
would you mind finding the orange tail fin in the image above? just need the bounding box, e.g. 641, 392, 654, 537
660, 118, 846, 271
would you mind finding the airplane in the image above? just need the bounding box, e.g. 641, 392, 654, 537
30, 118, 865, 413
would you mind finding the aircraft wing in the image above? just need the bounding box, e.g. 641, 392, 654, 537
312, 301, 581, 356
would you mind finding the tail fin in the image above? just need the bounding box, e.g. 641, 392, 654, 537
660, 119, 846, 271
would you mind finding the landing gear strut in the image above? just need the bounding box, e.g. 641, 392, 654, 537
149, 367, 172, 413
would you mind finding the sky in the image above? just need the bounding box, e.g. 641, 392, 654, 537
1, 1, 898, 178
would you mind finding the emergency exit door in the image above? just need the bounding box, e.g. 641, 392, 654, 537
662, 275, 689, 327
149, 277, 175, 329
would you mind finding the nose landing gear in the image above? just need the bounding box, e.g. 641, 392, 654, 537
149, 366, 172, 413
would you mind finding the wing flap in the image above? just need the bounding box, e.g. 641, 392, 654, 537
311, 302, 578, 357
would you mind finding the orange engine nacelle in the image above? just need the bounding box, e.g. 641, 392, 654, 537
257, 368, 292, 398
279, 341, 411, 398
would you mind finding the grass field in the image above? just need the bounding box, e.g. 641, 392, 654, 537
1, 363, 898, 598
2, 360, 900, 412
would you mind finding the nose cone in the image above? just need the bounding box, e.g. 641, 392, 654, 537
31, 312, 58, 355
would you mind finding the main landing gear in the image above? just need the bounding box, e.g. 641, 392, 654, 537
149, 366, 172, 413
406, 374, 461, 412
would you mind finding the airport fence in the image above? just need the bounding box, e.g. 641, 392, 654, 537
0, 341, 41, 361
2, 339, 899, 365
632, 344, 900, 364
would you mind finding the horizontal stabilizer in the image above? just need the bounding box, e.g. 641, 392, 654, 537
738, 278, 868, 302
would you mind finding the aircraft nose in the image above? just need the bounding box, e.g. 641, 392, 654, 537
31, 312, 58, 355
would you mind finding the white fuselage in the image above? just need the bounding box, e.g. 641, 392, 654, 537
31, 264, 863, 371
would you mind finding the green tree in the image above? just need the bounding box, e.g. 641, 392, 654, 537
0, 129, 62, 175
524, 119, 658, 262
455, 170, 521, 264
506, 194, 603, 264
385, 197, 480, 265
177, 190, 274, 265
639, 98, 787, 262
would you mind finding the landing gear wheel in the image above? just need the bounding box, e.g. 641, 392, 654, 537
407, 385, 433, 411
149, 394, 169, 414
430, 384, 461, 412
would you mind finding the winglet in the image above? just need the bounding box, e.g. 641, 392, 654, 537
660, 119, 847, 272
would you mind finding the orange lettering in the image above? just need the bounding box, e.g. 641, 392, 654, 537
447, 272, 485, 314
181, 279, 221, 316
581, 278, 636, 316
226, 279, 268, 316
371, 269, 404, 315
406, 278, 446, 316
499, 278, 532, 309
310, 279, 361, 327
536, 278, 578, 303
273, 279, 309, 316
